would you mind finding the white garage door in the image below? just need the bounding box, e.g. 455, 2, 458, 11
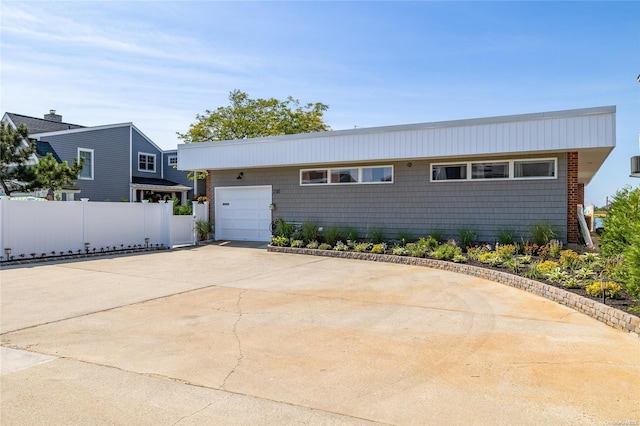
214, 186, 272, 242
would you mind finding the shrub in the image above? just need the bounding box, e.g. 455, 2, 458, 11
433, 243, 462, 261
392, 245, 409, 256
406, 243, 428, 258
428, 231, 444, 243
343, 227, 359, 242
586, 281, 623, 299
172, 198, 193, 215
478, 252, 498, 264
370, 243, 387, 254
548, 240, 563, 258
370, 229, 384, 244
323, 226, 342, 246
416, 236, 439, 251
397, 230, 414, 244
497, 229, 516, 245
517, 254, 532, 264
301, 221, 319, 242
466, 246, 488, 261
537, 260, 560, 275
545, 267, 569, 284
503, 258, 522, 273
458, 228, 477, 249
333, 241, 349, 251
274, 219, 294, 239
561, 277, 583, 289
495, 244, 517, 261
559, 249, 582, 270
600, 185, 640, 300
318, 243, 332, 250
291, 239, 304, 248
271, 236, 289, 247
354, 242, 371, 253
452, 254, 467, 263
306, 240, 319, 249
523, 263, 543, 280
530, 222, 557, 246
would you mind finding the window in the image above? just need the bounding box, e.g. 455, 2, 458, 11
431, 158, 557, 182
301, 165, 394, 185
514, 159, 555, 178
362, 166, 393, 183
168, 155, 177, 166
138, 153, 156, 172
471, 162, 509, 179
301, 169, 328, 185
432, 164, 467, 181
331, 168, 358, 183
78, 148, 94, 180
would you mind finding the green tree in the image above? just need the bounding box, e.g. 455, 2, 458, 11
32, 153, 84, 193
177, 90, 330, 143
0, 122, 37, 195
600, 185, 640, 300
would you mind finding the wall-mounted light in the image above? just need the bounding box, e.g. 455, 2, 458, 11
407, 162, 413, 168
269, 203, 276, 211
84, 242, 90, 253
4, 248, 11, 258
237, 172, 244, 180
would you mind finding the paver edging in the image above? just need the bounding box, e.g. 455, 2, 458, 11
267, 245, 640, 337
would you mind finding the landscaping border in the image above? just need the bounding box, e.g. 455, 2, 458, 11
268, 245, 640, 337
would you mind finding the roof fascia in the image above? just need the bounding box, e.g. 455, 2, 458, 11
178, 105, 617, 151
31, 122, 134, 138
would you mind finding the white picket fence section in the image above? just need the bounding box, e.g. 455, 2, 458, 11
0, 198, 209, 259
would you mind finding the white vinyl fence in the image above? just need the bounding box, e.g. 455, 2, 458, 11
0, 198, 209, 260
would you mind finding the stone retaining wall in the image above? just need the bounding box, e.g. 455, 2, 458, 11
268, 246, 640, 337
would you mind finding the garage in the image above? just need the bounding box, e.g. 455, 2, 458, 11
214, 186, 272, 242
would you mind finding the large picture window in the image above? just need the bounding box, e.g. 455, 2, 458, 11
78, 148, 94, 180
301, 166, 393, 186
138, 153, 156, 172
431, 158, 557, 182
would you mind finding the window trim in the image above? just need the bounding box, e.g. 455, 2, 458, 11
300, 165, 394, 186
430, 158, 557, 182
138, 152, 156, 173
167, 155, 177, 166
78, 148, 94, 180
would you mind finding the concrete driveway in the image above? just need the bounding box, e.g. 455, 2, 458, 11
1, 244, 638, 425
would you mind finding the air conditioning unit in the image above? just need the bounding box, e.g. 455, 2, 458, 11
632, 156, 640, 177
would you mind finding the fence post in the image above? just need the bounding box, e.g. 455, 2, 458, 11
161, 202, 172, 248
81, 198, 89, 249
0, 197, 6, 260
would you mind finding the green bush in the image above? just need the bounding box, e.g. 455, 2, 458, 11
274, 219, 294, 239
416, 236, 439, 251
600, 186, 640, 300
432, 243, 462, 261
270, 236, 289, 247
333, 241, 349, 251
586, 281, 623, 299
323, 226, 342, 246
406, 243, 428, 258
291, 239, 304, 248
318, 243, 332, 250
370, 243, 387, 254
343, 227, 359, 242
354, 242, 371, 252
172, 198, 193, 215
370, 229, 384, 244
458, 229, 477, 249
397, 230, 414, 244
306, 240, 319, 249
301, 221, 319, 242
530, 223, 557, 246
497, 229, 516, 245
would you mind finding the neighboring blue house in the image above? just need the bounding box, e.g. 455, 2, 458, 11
2, 110, 203, 203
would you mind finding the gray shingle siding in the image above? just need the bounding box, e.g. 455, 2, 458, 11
162, 151, 198, 193
209, 154, 567, 243
131, 128, 162, 180
41, 126, 131, 202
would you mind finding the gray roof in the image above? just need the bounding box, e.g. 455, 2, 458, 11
5, 113, 84, 135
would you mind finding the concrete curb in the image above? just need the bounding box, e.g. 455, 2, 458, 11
268, 246, 640, 337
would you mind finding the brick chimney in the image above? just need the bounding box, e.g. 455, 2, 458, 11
44, 109, 62, 122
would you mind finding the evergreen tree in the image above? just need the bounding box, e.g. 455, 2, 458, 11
0, 122, 37, 195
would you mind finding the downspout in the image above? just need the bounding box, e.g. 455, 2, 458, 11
129, 125, 133, 202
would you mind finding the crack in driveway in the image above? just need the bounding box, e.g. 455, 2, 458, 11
219, 289, 247, 390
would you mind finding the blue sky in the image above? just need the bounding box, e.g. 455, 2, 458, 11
1, 1, 638, 206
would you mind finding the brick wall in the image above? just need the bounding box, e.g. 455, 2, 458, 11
567, 152, 580, 243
